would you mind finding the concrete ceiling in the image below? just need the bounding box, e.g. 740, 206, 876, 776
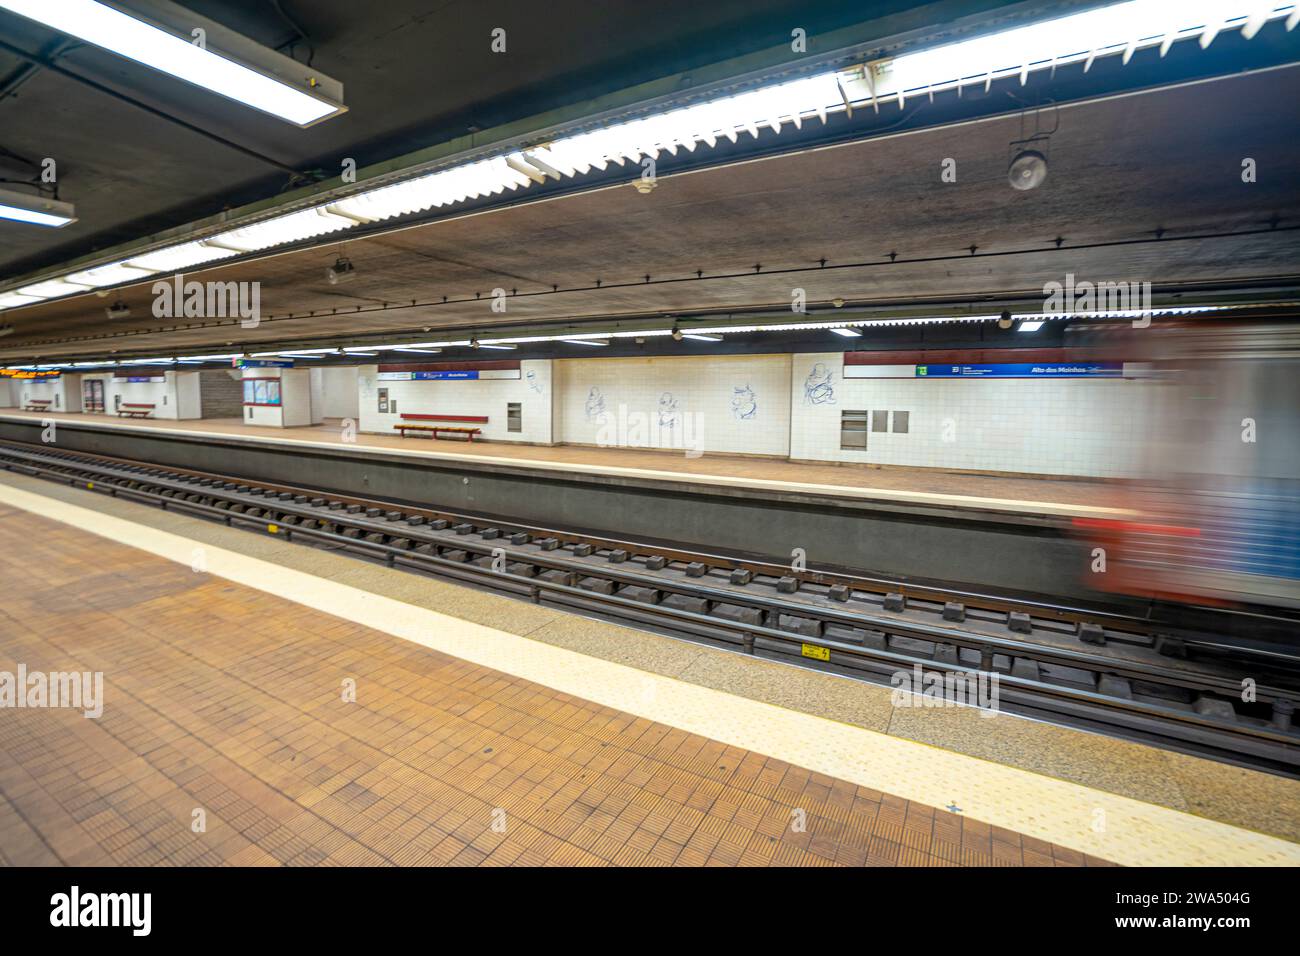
0, 0, 984, 279
4, 62, 1299, 362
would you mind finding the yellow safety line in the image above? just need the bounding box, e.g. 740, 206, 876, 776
0, 480, 1291, 867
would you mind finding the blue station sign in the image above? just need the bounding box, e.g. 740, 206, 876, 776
915, 363, 1123, 378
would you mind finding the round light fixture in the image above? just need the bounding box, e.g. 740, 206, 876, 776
1008, 150, 1048, 191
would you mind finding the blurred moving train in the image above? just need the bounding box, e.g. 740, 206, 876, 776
1078, 321, 1300, 614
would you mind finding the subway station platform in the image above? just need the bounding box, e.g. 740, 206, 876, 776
0, 410, 1124, 518
2, 469, 1296, 867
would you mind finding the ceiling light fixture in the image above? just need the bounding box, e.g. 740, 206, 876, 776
830, 327, 862, 338
560, 338, 609, 346
0, 0, 345, 126
1008, 149, 1048, 190
682, 333, 722, 342
326, 254, 356, 285
859, 1, 1294, 106
0, 185, 76, 227
65, 262, 156, 288
0, 291, 44, 309
1017, 320, 1046, 332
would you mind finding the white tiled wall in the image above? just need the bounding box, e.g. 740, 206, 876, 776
789, 352, 1150, 477
72, 371, 200, 419
554, 354, 792, 456
358, 360, 553, 443
17, 378, 75, 411
317, 366, 360, 419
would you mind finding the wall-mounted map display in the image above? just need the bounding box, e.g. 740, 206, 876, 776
243, 378, 282, 405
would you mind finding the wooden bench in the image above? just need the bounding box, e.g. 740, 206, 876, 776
117, 402, 156, 419
394, 413, 487, 442
23, 399, 52, 412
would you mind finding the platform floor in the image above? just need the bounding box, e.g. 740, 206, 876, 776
0, 506, 1093, 867
0, 409, 1123, 516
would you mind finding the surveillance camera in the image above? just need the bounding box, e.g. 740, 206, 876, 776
831, 297, 845, 308
106, 300, 131, 320
671, 325, 683, 341
997, 311, 1014, 330
1008, 149, 1048, 191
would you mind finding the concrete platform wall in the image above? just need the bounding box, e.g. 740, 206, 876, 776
357, 360, 553, 443
789, 352, 1153, 478
554, 353, 792, 456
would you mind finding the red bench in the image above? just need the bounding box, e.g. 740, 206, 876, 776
23, 399, 51, 412
394, 413, 487, 442
118, 402, 156, 419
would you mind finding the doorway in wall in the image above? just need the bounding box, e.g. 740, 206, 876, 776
82, 379, 105, 414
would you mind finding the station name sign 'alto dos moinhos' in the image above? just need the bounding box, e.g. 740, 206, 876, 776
915, 363, 1124, 378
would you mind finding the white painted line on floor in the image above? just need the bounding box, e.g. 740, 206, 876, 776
0, 480, 1290, 867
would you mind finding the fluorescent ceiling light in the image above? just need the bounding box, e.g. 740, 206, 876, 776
561, 338, 609, 346
0, 0, 343, 126
0, 291, 43, 308
18, 278, 93, 297
0, 186, 76, 227
125, 241, 239, 272
830, 327, 862, 338
863, 1, 1293, 104
390, 347, 444, 354
477, 343, 517, 350
1017, 320, 1046, 332
682, 333, 722, 342
327, 156, 534, 223
207, 208, 356, 253
64, 262, 156, 288
253, 347, 337, 356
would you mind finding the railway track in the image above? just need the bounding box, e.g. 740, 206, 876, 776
2, 437, 1298, 776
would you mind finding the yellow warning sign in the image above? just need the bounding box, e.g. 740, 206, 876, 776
267, 524, 279, 534
801, 643, 830, 662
